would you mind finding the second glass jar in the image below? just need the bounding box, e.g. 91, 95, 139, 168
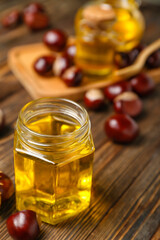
75, 0, 145, 78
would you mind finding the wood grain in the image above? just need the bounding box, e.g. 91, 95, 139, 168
0, 1, 160, 240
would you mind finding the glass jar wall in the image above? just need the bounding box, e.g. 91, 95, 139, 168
14, 98, 95, 225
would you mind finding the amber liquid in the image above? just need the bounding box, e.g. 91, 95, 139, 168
112, 7, 144, 51
75, 3, 144, 77
75, 8, 115, 77
14, 114, 94, 225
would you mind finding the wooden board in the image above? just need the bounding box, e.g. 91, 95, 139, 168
8, 42, 160, 100
1, 0, 160, 239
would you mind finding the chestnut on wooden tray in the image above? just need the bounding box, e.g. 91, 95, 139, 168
43, 29, 68, 52
64, 44, 76, 62
33, 55, 55, 76
53, 54, 71, 77
62, 66, 83, 87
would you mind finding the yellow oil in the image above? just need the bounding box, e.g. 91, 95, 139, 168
75, 8, 115, 77
75, 1, 144, 77
14, 113, 94, 225
112, 7, 144, 51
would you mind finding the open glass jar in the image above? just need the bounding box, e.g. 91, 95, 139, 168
75, 0, 145, 78
14, 98, 95, 225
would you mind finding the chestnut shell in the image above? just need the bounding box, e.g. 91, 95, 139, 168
104, 113, 139, 143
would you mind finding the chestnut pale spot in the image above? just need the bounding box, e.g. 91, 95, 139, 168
46, 32, 58, 44
85, 89, 104, 101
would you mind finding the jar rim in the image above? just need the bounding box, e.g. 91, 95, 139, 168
18, 97, 89, 141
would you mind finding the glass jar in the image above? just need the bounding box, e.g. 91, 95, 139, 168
103, 0, 145, 51
14, 98, 95, 225
75, 0, 145, 78
75, 1, 116, 78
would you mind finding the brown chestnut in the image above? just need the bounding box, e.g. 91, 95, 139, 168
33, 55, 55, 76
62, 66, 83, 87
104, 113, 139, 143
64, 44, 76, 62
43, 29, 68, 52
0, 109, 5, 131
1, 10, 22, 28
84, 89, 105, 110
130, 73, 155, 96
114, 44, 145, 68
23, 2, 45, 15
0, 172, 14, 206
146, 49, 160, 69
24, 12, 49, 30
113, 92, 143, 117
104, 81, 132, 101
6, 210, 40, 240
53, 54, 71, 77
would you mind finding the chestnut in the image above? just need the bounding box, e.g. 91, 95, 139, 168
24, 12, 49, 30
53, 54, 71, 77
1, 10, 22, 28
114, 52, 130, 69
7, 210, 40, 240
104, 81, 132, 101
0, 109, 5, 131
43, 29, 68, 52
130, 73, 155, 96
62, 66, 83, 87
104, 113, 139, 143
64, 44, 76, 62
23, 2, 45, 15
33, 55, 55, 76
114, 44, 145, 68
146, 49, 160, 69
0, 172, 14, 206
84, 89, 105, 110
113, 92, 143, 117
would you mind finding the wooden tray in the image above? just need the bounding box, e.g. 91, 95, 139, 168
8, 42, 160, 100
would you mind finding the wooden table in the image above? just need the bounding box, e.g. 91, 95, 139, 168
0, 1, 160, 239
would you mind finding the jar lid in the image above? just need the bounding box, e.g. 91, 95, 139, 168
83, 3, 116, 24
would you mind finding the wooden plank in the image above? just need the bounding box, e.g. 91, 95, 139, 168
86, 155, 160, 240
151, 228, 160, 240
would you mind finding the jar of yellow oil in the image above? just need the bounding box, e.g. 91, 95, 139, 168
104, 0, 145, 51
75, 2, 116, 78
14, 98, 95, 225
75, 0, 145, 77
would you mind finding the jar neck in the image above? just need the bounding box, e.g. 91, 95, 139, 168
16, 98, 91, 153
